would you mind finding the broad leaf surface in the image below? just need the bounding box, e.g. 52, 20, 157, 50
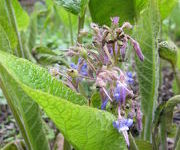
89, 0, 147, 26
0, 17, 17, 50
11, 0, 30, 31
0, 53, 50, 150
0, 25, 11, 52
159, 0, 177, 20
134, 0, 160, 140
0, 51, 127, 150
0, 51, 87, 105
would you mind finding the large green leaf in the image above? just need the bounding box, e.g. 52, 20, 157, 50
134, 0, 160, 140
159, 0, 177, 20
89, 0, 147, 26
0, 51, 127, 150
11, 0, 29, 31
0, 51, 87, 105
0, 55, 50, 149
0, 17, 17, 50
0, 25, 11, 52
0, 0, 29, 31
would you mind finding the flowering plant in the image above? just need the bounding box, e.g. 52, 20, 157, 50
55, 17, 144, 147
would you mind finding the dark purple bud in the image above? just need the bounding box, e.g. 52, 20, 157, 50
120, 43, 126, 59
130, 38, 144, 61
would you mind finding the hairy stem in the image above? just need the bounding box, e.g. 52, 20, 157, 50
68, 13, 74, 45
77, 9, 86, 43
160, 118, 167, 150
173, 126, 180, 150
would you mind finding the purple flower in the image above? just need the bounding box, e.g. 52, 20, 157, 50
113, 118, 133, 132
112, 17, 119, 25
101, 98, 108, 110
70, 63, 77, 69
130, 38, 144, 61
126, 72, 134, 84
113, 83, 127, 104
70, 58, 88, 76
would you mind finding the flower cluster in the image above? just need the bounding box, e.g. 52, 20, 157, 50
57, 17, 144, 147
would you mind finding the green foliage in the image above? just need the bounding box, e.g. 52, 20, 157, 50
135, 139, 153, 150
2, 140, 26, 150
159, 41, 177, 67
11, 0, 30, 31
0, 17, 17, 50
90, 92, 101, 108
89, 0, 147, 26
134, 0, 160, 140
0, 25, 11, 52
0, 51, 127, 150
159, 0, 177, 20
33, 46, 68, 66
55, 0, 89, 16
0, 51, 86, 105
0, 52, 50, 150
152, 95, 180, 149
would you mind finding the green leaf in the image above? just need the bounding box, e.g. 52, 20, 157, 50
0, 51, 127, 150
2, 140, 26, 150
33, 46, 69, 66
90, 92, 101, 108
0, 54, 50, 149
134, 0, 160, 140
0, 25, 11, 52
24, 85, 127, 150
177, 49, 180, 70
159, 41, 177, 67
0, 17, 17, 50
89, 0, 147, 26
135, 139, 152, 150
28, 13, 37, 53
55, 0, 88, 16
11, 0, 30, 31
0, 51, 87, 105
159, 0, 177, 20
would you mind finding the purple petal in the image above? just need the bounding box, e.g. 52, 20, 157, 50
101, 99, 108, 110
70, 63, 77, 69
126, 118, 133, 127
131, 39, 144, 61
120, 85, 126, 105
120, 42, 127, 59
112, 17, 119, 25
113, 121, 119, 129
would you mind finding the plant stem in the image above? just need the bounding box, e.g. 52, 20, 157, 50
144, 116, 152, 141
173, 66, 180, 94
5, 0, 24, 58
77, 10, 86, 44
173, 126, 180, 150
175, 135, 180, 150
0, 80, 32, 149
160, 118, 167, 150
68, 13, 74, 46
129, 132, 139, 150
